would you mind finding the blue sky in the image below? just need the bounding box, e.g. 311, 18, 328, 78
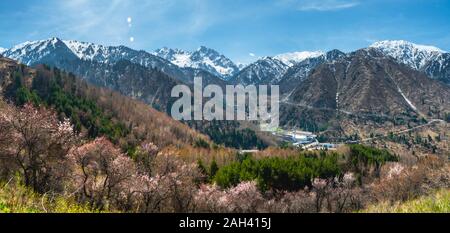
1, 0, 449, 63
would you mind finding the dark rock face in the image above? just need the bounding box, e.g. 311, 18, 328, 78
279, 49, 346, 94
229, 57, 289, 86
423, 53, 450, 85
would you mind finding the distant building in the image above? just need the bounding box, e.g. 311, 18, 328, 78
289, 132, 317, 145
239, 150, 259, 154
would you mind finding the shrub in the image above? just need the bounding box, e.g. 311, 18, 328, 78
0, 178, 101, 213
362, 189, 450, 213
214, 153, 341, 191
347, 144, 398, 177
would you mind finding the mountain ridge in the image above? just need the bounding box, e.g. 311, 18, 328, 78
281, 48, 450, 136
229, 56, 289, 85
370, 40, 450, 84
274, 51, 324, 67
153, 46, 239, 79
2, 37, 449, 91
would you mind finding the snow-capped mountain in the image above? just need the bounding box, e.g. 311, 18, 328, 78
1, 37, 194, 83
62, 40, 189, 79
370, 40, 445, 70
0, 47, 6, 54
370, 40, 449, 84
228, 50, 326, 86
3, 37, 449, 88
2, 37, 79, 66
63, 40, 122, 62
153, 47, 190, 67
153, 46, 239, 79
283, 47, 450, 131
274, 51, 324, 67
229, 57, 289, 85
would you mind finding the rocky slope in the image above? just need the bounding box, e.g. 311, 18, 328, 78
229, 57, 289, 85
281, 48, 450, 135
279, 49, 347, 94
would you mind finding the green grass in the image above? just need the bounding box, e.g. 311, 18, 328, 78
362, 189, 450, 213
0, 180, 103, 213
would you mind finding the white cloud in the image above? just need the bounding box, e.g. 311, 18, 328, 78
249, 53, 255, 57
57, 0, 223, 46
53, 0, 129, 44
278, 0, 359, 11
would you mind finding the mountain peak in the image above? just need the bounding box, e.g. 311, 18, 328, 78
154, 46, 239, 78
274, 50, 324, 67
10, 37, 63, 51
230, 56, 290, 85
193, 46, 223, 58
63, 39, 115, 61
197, 45, 210, 51
325, 49, 346, 60
154, 47, 188, 58
371, 40, 445, 53
3, 37, 76, 66
370, 40, 445, 70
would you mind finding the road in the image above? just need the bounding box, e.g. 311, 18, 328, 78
346, 119, 446, 144
280, 100, 391, 119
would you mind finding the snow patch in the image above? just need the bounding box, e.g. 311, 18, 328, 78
397, 87, 417, 112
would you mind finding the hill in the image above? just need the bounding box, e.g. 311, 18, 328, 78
281, 48, 450, 141
0, 56, 217, 153
362, 189, 450, 213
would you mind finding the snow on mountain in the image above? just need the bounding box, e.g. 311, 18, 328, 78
63, 40, 111, 61
370, 40, 445, 70
236, 62, 247, 70
153, 47, 191, 67
6, 38, 59, 60
2, 37, 79, 66
229, 57, 289, 85
2, 38, 194, 83
274, 51, 324, 67
153, 46, 239, 79
4, 37, 448, 86
63, 39, 163, 66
